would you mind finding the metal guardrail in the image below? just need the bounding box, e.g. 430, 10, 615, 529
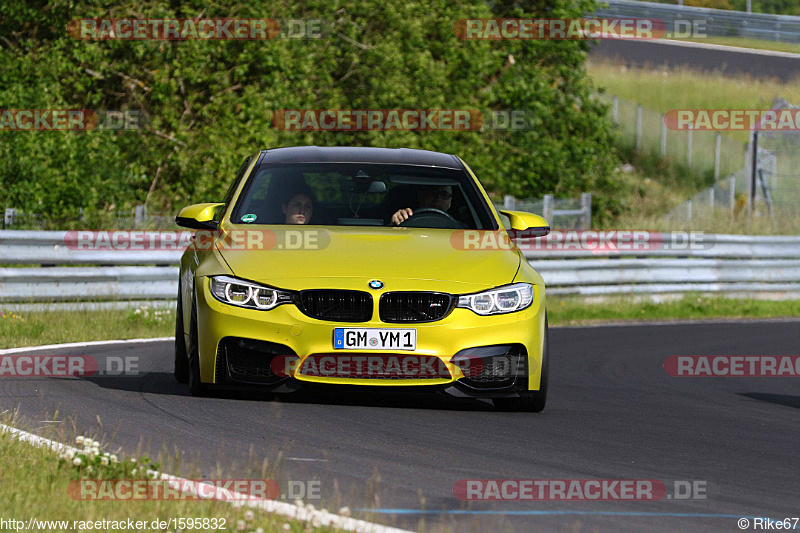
593, 0, 800, 43
0, 230, 186, 265
1, 230, 799, 302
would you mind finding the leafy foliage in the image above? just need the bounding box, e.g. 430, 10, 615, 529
0, 0, 622, 225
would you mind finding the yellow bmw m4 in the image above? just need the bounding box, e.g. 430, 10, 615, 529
174, 146, 551, 411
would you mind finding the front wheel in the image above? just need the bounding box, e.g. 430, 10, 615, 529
494, 314, 549, 413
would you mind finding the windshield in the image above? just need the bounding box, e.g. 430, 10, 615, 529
230, 163, 497, 230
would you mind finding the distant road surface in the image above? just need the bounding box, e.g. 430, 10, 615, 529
590, 39, 800, 81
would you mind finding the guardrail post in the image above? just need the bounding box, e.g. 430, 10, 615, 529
4, 208, 17, 229
749, 131, 758, 212
636, 105, 642, 152
135, 204, 147, 228
543, 194, 554, 224
661, 115, 667, 157
714, 133, 721, 181
729, 175, 736, 210
580, 193, 592, 229
503, 195, 516, 209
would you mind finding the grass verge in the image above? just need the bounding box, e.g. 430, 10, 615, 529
587, 60, 800, 144
0, 413, 350, 533
547, 294, 800, 326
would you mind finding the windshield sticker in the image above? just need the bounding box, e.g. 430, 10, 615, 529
240, 213, 257, 223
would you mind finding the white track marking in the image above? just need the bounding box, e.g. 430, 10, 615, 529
647, 37, 800, 59
0, 337, 174, 355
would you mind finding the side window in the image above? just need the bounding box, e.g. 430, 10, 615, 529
215, 157, 251, 222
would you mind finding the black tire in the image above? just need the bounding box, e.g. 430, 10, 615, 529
174, 282, 189, 383
187, 288, 208, 397
494, 314, 549, 413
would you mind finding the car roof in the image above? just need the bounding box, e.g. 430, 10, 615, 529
258, 146, 463, 169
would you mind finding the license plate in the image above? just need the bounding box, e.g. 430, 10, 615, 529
333, 328, 416, 350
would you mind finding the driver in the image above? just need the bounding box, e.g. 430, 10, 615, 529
390, 185, 453, 225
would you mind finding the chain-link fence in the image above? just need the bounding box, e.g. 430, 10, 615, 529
758, 124, 800, 217
666, 167, 750, 220
666, 99, 800, 228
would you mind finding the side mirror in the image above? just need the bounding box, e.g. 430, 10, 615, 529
175, 203, 223, 230
498, 210, 550, 237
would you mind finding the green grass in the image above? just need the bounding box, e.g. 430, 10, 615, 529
0, 307, 175, 350
588, 60, 800, 144
547, 294, 800, 326
0, 413, 350, 533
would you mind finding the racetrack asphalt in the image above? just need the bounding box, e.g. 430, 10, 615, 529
1, 320, 798, 532
590, 39, 800, 81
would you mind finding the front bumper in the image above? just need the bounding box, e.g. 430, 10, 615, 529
195, 277, 546, 395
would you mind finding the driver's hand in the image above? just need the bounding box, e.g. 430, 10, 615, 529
391, 208, 413, 225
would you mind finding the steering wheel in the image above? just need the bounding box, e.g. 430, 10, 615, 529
399, 208, 460, 228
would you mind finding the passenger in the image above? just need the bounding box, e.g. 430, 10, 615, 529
282, 186, 315, 225
390, 185, 453, 225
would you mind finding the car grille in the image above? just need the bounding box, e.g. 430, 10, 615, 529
456, 345, 524, 390
379, 292, 453, 323
466, 355, 516, 384
216, 337, 294, 384
298, 290, 373, 322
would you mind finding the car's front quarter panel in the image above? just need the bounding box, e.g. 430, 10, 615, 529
179, 241, 234, 348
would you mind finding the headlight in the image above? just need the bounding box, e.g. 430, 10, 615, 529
209, 276, 293, 310
456, 283, 534, 315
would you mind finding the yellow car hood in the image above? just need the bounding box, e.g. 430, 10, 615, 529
215, 226, 521, 292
